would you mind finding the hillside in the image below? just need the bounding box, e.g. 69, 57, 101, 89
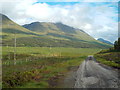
97, 38, 113, 45
1, 14, 41, 40
1, 14, 112, 48
23, 22, 95, 41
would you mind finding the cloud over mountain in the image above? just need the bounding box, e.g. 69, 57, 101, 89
0, 0, 118, 42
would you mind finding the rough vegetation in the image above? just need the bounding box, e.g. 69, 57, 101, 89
95, 38, 120, 68
2, 47, 100, 88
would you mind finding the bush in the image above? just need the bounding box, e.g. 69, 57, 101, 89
114, 38, 120, 51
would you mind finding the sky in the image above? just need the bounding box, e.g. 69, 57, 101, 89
0, 0, 119, 43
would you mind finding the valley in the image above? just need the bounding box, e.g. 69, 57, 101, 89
1, 0, 119, 89
1, 13, 117, 88
1, 14, 112, 48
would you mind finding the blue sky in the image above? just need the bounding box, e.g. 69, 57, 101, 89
33, 2, 79, 5
33, 2, 118, 22
36, 0, 119, 2
34, 2, 117, 7
0, 0, 119, 42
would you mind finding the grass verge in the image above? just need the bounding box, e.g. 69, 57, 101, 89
95, 52, 120, 69
3, 56, 85, 88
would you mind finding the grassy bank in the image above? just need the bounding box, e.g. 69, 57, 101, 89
95, 52, 120, 69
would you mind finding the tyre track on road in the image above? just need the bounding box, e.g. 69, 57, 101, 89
74, 56, 119, 88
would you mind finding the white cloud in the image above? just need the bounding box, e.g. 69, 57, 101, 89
0, 0, 118, 42
0, 0, 119, 2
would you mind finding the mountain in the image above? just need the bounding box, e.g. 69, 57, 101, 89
97, 38, 113, 45
1, 14, 41, 39
23, 22, 84, 34
23, 22, 96, 42
1, 13, 112, 48
1, 14, 36, 34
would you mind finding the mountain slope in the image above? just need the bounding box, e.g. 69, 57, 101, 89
23, 22, 95, 42
1, 14, 43, 41
1, 14, 112, 48
1, 14, 36, 34
97, 38, 113, 45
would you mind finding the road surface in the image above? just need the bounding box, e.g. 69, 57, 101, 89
74, 55, 119, 88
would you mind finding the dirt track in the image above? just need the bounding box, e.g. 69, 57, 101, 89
74, 56, 119, 88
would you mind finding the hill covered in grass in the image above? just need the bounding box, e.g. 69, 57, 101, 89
23, 22, 96, 42
1, 13, 112, 48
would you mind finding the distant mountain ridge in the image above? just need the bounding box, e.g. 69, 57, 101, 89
23, 22, 85, 34
97, 38, 113, 45
1, 13, 112, 48
22, 22, 97, 42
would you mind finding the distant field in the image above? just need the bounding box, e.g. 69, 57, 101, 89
2, 47, 101, 57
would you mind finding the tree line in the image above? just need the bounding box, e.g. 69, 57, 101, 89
114, 38, 120, 51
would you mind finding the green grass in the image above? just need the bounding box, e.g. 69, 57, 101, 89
2, 47, 100, 56
16, 57, 84, 88
95, 51, 120, 68
95, 56, 120, 68
3, 35, 112, 48
2, 47, 100, 88
17, 81, 49, 88
3, 56, 85, 88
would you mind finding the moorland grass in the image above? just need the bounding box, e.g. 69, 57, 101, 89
2, 47, 100, 56
95, 52, 120, 68
2, 47, 100, 88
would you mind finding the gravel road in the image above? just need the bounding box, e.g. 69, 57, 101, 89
74, 55, 119, 88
